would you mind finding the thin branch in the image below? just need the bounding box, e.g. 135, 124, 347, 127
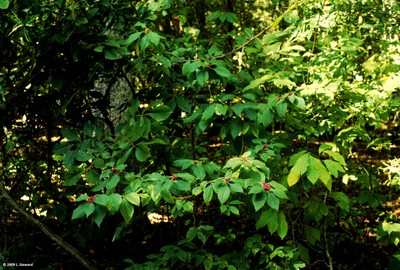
214, 0, 301, 59
0, 181, 97, 270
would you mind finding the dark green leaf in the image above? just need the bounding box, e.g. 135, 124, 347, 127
120, 198, 134, 223
147, 105, 172, 121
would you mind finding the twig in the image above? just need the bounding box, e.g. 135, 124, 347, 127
214, 0, 301, 59
0, 181, 97, 270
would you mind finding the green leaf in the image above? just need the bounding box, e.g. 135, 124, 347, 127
120, 198, 134, 223
307, 156, 320, 184
316, 159, 331, 190
202, 104, 215, 121
93, 205, 107, 228
244, 74, 273, 91
266, 192, 279, 210
93, 158, 105, 169
176, 96, 192, 113
75, 151, 94, 162
324, 150, 347, 166
125, 192, 141, 206
256, 210, 269, 230
107, 174, 120, 192
267, 209, 279, 234
108, 194, 122, 213
61, 128, 80, 141
223, 157, 243, 170
214, 66, 231, 78
252, 192, 267, 212
297, 243, 310, 264
147, 105, 172, 121
288, 153, 309, 186
229, 205, 240, 215
76, 194, 89, 202
64, 150, 76, 169
277, 212, 288, 239
117, 148, 133, 166
93, 194, 108, 206
197, 70, 209, 87
204, 185, 213, 205
135, 143, 150, 162
174, 180, 191, 191
193, 165, 206, 180
123, 32, 142, 45
276, 101, 287, 118
216, 185, 230, 205
148, 31, 161, 45
104, 48, 121, 60
186, 227, 197, 241
0, 0, 9, 9
305, 226, 320, 245
332, 192, 350, 211
72, 204, 86, 220
84, 202, 95, 217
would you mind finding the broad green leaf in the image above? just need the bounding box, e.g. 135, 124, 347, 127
215, 104, 228, 116
93, 205, 107, 228
108, 194, 122, 213
202, 104, 215, 121
61, 128, 80, 141
186, 227, 197, 241
147, 31, 161, 45
267, 209, 279, 234
193, 165, 206, 180
147, 105, 172, 121
94, 158, 105, 169
316, 159, 331, 190
75, 151, 94, 162
135, 143, 150, 162
325, 150, 347, 166
174, 180, 191, 191
276, 101, 288, 118
107, 174, 120, 192
117, 148, 133, 166
123, 32, 142, 45
214, 66, 231, 78
63, 150, 76, 169
204, 185, 213, 205
277, 212, 288, 239
72, 204, 86, 220
256, 210, 269, 230
125, 192, 141, 206
0, 0, 9, 9
104, 48, 121, 60
197, 70, 209, 87
176, 96, 192, 113
83, 202, 95, 217
305, 226, 320, 245
244, 74, 273, 91
252, 192, 267, 212
120, 198, 134, 223
223, 157, 243, 170
331, 192, 350, 211
229, 206, 239, 215
216, 185, 230, 205
307, 156, 320, 184
94, 194, 109, 206
288, 153, 309, 186
76, 194, 89, 202
266, 192, 279, 210
297, 243, 310, 264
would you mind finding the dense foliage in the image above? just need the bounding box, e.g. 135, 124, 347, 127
1, 0, 399, 269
